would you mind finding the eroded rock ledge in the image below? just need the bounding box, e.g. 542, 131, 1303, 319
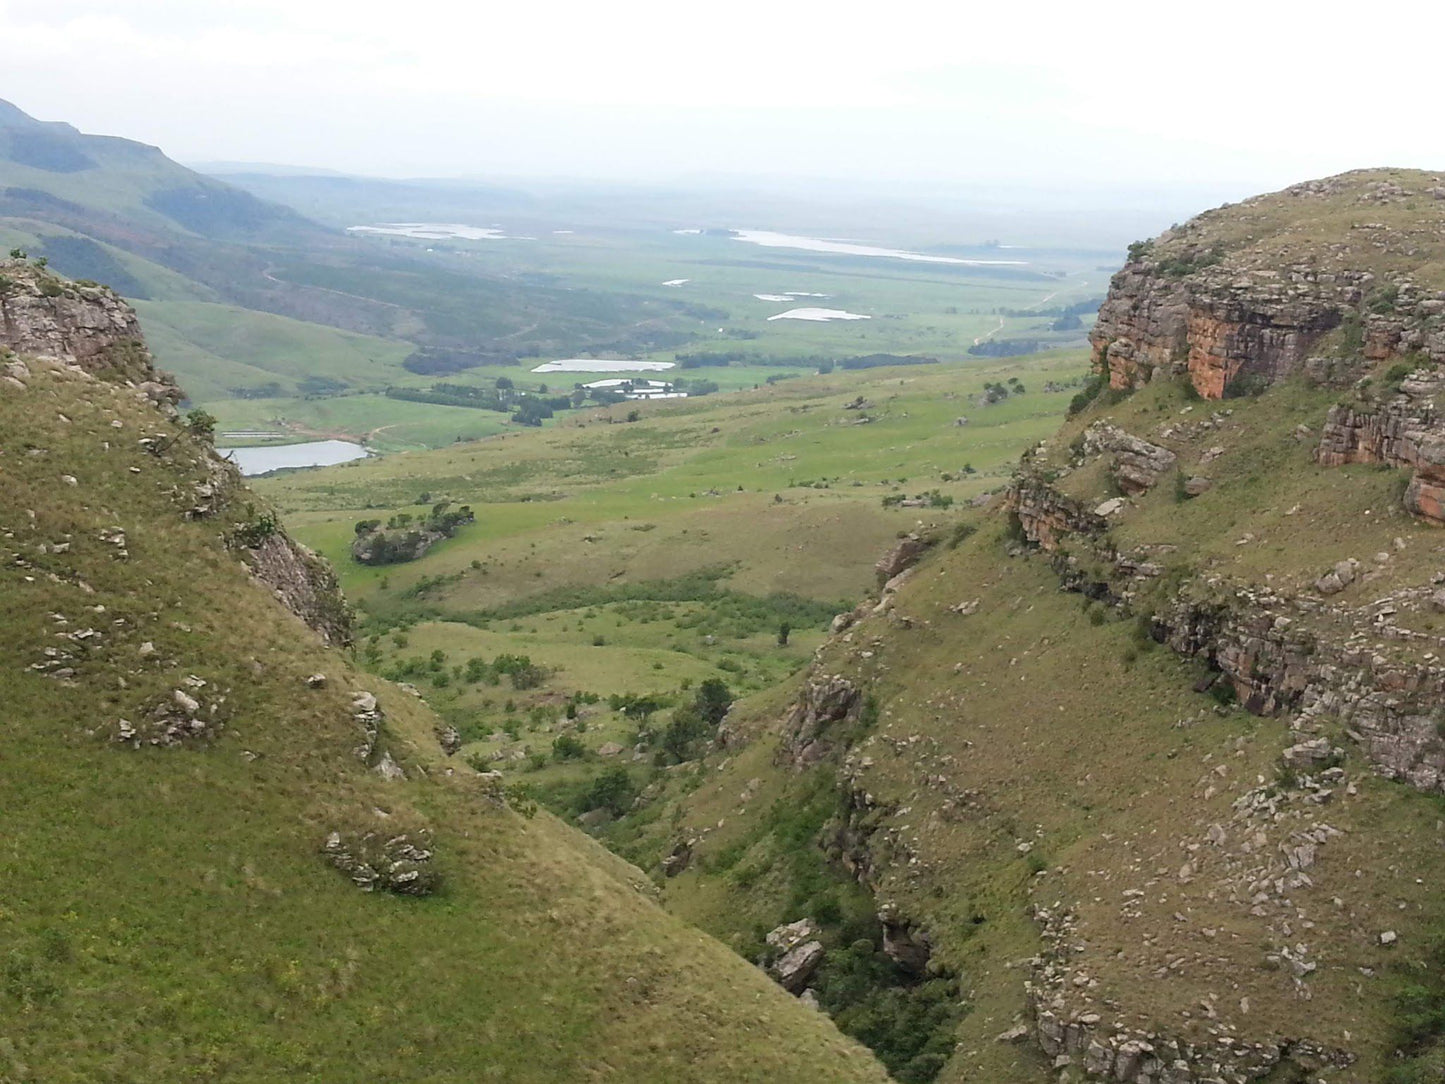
1315, 370, 1445, 523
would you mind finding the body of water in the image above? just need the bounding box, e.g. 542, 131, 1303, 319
767, 307, 870, 322
531, 359, 676, 373
348, 223, 507, 240
728, 229, 1027, 266
217, 440, 369, 476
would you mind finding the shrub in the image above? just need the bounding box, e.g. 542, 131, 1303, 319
581, 767, 636, 816
552, 734, 586, 761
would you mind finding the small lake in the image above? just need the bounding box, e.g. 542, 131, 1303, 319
217, 440, 369, 476
728, 229, 1028, 267
348, 223, 507, 240
531, 359, 676, 373
767, 307, 870, 322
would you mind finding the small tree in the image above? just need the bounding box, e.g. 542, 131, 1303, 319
777, 622, 791, 646
185, 409, 217, 439
693, 678, 732, 727
583, 766, 636, 816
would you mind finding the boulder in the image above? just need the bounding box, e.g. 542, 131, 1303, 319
1082, 422, 1177, 494
779, 675, 860, 767
874, 533, 931, 586
766, 920, 825, 993
661, 839, 693, 877
771, 939, 825, 994
878, 904, 932, 974
373, 750, 407, 781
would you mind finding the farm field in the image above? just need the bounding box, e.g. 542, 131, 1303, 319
256, 349, 1088, 809
184, 225, 1106, 449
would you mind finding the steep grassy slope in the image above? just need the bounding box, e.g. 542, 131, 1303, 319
595, 173, 1445, 1084
0, 275, 889, 1081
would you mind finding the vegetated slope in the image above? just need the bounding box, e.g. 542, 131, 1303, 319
0, 260, 890, 1082
253, 355, 1087, 816
612, 170, 1445, 1084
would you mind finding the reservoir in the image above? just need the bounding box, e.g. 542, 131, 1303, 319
217, 440, 369, 475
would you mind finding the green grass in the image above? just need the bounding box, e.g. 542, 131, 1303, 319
0, 354, 891, 1082
134, 300, 413, 402
248, 353, 1089, 798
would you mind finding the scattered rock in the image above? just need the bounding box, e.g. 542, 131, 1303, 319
322, 828, 437, 895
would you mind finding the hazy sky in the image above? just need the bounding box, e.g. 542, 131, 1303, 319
4, 0, 1443, 198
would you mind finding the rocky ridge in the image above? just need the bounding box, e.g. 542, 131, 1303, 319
0, 258, 351, 645
1092, 170, 1445, 401
728, 172, 1445, 1083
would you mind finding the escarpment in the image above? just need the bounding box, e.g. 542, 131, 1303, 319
660, 171, 1445, 1084
1092, 169, 1445, 401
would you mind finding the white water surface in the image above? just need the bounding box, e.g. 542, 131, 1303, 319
531, 359, 676, 373
730, 229, 1026, 266
767, 307, 870, 322
218, 440, 369, 475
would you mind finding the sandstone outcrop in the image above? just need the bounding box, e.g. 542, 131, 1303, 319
1090, 172, 1445, 400
1314, 372, 1445, 524
874, 533, 931, 586
0, 258, 175, 390
1091, 260, 1350, 398
1005, 476, 1105, 551
1081, 422, 1177, 494
779, 674, 861, 767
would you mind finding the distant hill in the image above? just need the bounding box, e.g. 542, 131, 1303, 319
0, 98, 324, 243
0, 101, 683, 410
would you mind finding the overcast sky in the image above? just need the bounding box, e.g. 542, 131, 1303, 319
3, 0, 1442, 201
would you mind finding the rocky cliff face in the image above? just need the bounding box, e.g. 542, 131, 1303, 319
0, 258, 169, 388
0, 259, 351, 645
1092, 170, 1445, 400
1092, 258, 1355, 398
1315, 371, 1445, 523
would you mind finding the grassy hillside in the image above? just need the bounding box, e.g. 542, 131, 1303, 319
595, 173, 1445, 1083
131, 300, 413, 402
0, 334, 890, 1079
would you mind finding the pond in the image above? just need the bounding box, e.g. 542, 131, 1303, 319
531, 359, 676, 373
728, 229, 1028, 266
347, 223, 507, 240
766, 307, 870, 322
217, 440, 370, 476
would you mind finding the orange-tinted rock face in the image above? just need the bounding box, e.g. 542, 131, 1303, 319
1091, 260, 1349, 400
1314, 384, 1445, 524
1005, 478, 1105, 551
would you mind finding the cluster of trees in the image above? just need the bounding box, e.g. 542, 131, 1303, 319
351, 500, 475, 565
838, 354, 938, 371
380, 648, 545, 691
978, 377, 1026, 404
